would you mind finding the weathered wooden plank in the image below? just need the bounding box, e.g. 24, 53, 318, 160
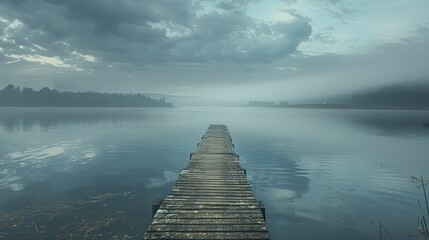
178, 175, 245, 178
175, 180, 250, 184
160, 202, 259, 207
159, 205, 261, 210
144, 232, 270, 240
169, 191, 255, 196
172, 184, 251, 188
161, 199, 259, 204
172, 187, 252, 191
173, 183, 249, 187
153, 209, 264, 217
151, 218, 266, 225
147, 224, 268, 232
163, 196, 258, 201
163, 195, 257, 201
167, 193, 256, 198
178, 174, 246, 178
170, 186, 252, 191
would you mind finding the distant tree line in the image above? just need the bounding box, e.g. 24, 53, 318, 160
247, 85, 429, 109
247, 101, 289, 107
0, 85, 173, 107
247, 101, 276, 107
352, 86, 429, 108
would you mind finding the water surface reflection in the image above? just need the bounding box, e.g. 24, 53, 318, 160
0, 107, 428, 239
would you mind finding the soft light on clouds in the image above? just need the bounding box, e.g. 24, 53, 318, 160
6, 54, 83, 71
71, 51, 97, 63
0, 0, 428, 104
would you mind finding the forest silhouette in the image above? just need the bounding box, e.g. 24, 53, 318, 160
0, 85, 172, 107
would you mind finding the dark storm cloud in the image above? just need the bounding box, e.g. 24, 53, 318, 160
0, 0, 312, 68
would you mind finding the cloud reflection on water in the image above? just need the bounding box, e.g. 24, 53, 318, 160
145, 171, 179, 189
0, 142, 98, 191
7, 145, 65, 162
0, 169, 23, 191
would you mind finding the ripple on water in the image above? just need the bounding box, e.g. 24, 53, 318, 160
0, 169, 24, 191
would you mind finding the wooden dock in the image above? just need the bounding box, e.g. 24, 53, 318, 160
143, 124, 270, 239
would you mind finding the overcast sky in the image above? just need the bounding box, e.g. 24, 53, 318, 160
1, 0, 428, 103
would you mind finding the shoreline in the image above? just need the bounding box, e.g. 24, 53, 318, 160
243, 104, 429, 111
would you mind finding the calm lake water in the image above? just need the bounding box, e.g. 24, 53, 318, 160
0, 107, 428, 240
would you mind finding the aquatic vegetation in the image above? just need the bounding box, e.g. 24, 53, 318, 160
379, 176, 429, 240
0, 191, 145, 239
416, 176, 429, 240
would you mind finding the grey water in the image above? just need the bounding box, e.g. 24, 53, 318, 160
0, 107, 428, 239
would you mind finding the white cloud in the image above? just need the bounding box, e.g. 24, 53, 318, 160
5, 59, 21, 64
147, 20, 192, 38
32, 43, 47, 51
0, 18, 22, 44
8, 19, 23, 29
6, 54, 83, 71
71, 51, 98, 63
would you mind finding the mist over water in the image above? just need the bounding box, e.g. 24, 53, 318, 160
0, 107, 428, 239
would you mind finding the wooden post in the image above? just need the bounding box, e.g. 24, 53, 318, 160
152, 199, 163, 218
259, 201, 266, 221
